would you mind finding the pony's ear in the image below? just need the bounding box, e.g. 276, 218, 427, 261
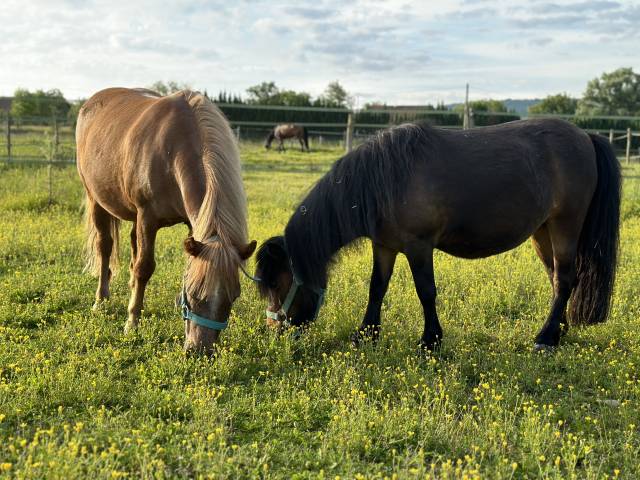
184, 236, 205, 257
238, 240, 257, 260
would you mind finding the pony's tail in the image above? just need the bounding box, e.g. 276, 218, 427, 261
83, 195, 120, 276
302, 126, 310, 151
569, 133, 621, 325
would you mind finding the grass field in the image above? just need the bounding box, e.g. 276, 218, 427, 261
1, 145, 640, 479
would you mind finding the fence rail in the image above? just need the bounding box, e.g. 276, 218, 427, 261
2, 107, 640, 165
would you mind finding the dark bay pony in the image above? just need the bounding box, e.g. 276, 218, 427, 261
265, 124, 310, 152
76, 88, 256, 353
255, 119, 620, 351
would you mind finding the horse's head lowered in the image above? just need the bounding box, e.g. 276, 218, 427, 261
254, 236, 324, 330
264, 129, 275, 150
181, 235, 256, 354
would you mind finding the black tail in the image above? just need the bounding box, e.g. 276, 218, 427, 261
569, 134, 621, 325
302, 126, 310, 151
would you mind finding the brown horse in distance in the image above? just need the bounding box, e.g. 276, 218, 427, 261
265, 124, 310, 152
255, 119, 620, 352
76, 87, 256, 353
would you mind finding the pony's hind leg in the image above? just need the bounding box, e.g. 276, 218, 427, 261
351, 243, 397, 346
406, 242, 442, 351
128, 223, 137, 289
89, 200, 118, 308
534, 218, 580, 350
532, 224, 568, 333
125, 213, 157, 332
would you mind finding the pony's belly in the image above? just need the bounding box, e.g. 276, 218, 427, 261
437, 241, 525, 259
83, 176, 137, 221
94, 191, 137, 221
436, 228, 533, 259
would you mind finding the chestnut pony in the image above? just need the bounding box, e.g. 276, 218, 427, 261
255, 119, 620, 351
76, 88, 256, 353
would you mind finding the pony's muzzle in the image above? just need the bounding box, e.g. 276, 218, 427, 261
265, 316, 283, 330
183, 320, 221, 355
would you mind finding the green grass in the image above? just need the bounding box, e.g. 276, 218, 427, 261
0, 124, 76, 163
1, 146, 640, 479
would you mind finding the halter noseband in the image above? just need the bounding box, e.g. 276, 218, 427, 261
266, 274, 325, 327
180, 235, 229, 331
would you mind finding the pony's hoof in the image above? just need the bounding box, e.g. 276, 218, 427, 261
350, 327, 379, 348
124, 319, 139, 334
419, 338, 441, 353
533, 343, 556, 353
92, 298, 108, 311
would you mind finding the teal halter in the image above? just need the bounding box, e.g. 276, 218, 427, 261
266, 274, 325, 327
180, 235, 228, 331
180, 288, 228, 331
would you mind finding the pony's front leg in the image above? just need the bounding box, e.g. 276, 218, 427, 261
406, 243, 442, 351
125, 215, 157, 333
352, 243, 397, 346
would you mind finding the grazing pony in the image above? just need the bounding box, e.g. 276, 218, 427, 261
255, 119, 620, 351
265, 124, 310, 152
76, 88, 256, 354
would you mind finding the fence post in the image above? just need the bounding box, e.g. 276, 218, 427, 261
626, 128, 632, 164
345, 111, 354, 153
53, 116, 59, 160
6, 113, 11, 164
463, 83, 470, 130
609, 129, 614, 144
235, 126, 240, 142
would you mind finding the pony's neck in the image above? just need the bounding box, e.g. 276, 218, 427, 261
284, 172, 366, 289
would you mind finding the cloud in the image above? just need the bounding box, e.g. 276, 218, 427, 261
529, 1, 621, 13
0, 0, 638, 105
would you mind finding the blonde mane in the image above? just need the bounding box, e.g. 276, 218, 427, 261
183, 91, 248, 299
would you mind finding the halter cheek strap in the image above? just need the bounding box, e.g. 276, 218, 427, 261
266, 276, 325, 326
180, 288, 228, 331
179, 235, 228, 331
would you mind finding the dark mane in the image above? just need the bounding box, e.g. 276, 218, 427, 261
255, 235, 287, 297
284, 123, 431, 288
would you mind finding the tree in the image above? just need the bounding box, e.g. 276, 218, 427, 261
11, 88, 70, 119
529, 93, 578, 115
576, 67, 640, 116
246, 81, 280, 104
277, 89, 312, 107
148, 80, 191, 96
245, 82, 312, 106
315, 81, 352, 108
453, 99, 509, 114
67, 98, 86, 125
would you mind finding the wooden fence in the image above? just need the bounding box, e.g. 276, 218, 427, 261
1, 108, 640, 162
608, 128, 640, 163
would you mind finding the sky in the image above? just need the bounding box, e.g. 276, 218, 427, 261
1, 0, 639, 106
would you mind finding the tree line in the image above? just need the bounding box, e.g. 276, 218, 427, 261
4, 67, 640, 132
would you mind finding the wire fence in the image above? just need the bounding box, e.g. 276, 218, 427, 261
1, 105, 640, 165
